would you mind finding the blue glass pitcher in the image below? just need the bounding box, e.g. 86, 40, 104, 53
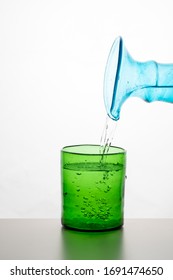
104, 36, 173, 121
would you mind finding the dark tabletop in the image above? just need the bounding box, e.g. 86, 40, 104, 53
0, 219, 172, 260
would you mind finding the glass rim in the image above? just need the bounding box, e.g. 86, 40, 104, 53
61, 144, 126, 155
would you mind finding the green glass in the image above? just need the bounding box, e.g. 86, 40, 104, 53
61, 144, 126, 231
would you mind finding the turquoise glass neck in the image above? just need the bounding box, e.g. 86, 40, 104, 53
104, 37, 173, 121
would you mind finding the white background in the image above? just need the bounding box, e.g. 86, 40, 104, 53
0, 0, 173, 218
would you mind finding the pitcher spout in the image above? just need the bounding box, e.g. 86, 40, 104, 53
104, 36, 173, 121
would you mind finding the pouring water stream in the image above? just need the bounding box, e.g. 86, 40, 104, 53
101, 36, 173, 158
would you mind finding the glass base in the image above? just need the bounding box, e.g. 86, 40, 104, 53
61, 218, 123, 232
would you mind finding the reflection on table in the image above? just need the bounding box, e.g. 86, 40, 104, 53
61, 226, 124, 260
